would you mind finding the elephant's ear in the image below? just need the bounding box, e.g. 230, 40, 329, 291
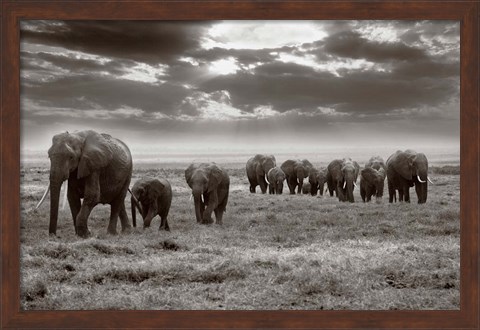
207, 166, 224, 192
393, 152, 415, 180
146, 180, 165, 202
185, 164, 195, 188
78, 132, 113, 178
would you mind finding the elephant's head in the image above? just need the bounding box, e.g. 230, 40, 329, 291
341, 159, 359, 203
366, 156, 386, 171
393, 150, 429, 182
47, 130, 113, 235
258, 155, 276, 176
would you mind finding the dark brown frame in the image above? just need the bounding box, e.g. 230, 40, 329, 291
1, 1, 478, 329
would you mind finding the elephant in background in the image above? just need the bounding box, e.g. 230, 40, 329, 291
246, 154, 276, 194
267, 166, 286, 194
302, 182, 311, 194
360, 167, 386, 202
130, 178, 172, 231
365, 156, 386, 171
308, 167, 327, 196
386, 150, 431, 204
185, 162, 230, 224
36, 130, 132, 237
280, 159, 313, 194
326, 158, 360, 202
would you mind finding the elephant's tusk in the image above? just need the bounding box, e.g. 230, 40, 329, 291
265, 175, 270, 184
189, 194, 193, 201
35, 183, 50, 210
343, 181, 346, 189
417, 175, 426, 183
353, 182, 357, 188
201, 195, 204, 204
427, 177, 433, 184
61, 181, 68, 210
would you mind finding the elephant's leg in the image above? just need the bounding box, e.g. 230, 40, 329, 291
67, 184, 81, 232
403, 185, 410, 203
75, 173, 100, 237
118, 202, 131, 232
108, 201, 121, 235
360, 185, 366, 202
159, 202, 171, 231
269, 184, 274, 194
387, 180, 395, 203
214, 185, 229, 225
202, 191, 216, 224
258, 174, 268, 194
287, 177, 296, 194
248, 177, 256, 193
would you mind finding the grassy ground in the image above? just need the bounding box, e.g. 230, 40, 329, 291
20, 164, 460, 310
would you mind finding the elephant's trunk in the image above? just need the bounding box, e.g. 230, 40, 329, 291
346, 181, 354, 203
193, 191, 203, 223
49, 181, 62, 235
297, 170, 305, 194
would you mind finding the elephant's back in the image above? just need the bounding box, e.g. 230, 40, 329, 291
245, 157, 256, 179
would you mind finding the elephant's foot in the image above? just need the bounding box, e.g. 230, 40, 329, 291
159, 225, 170, 231
202, 217, 214, 225
107, 226, 118, 236
121, 225, 132, 234
76, 226, 91, 238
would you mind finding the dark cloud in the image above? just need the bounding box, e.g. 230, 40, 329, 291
322, 31, 427, 62
23, 74, 190, 114
21, 21, 212, 65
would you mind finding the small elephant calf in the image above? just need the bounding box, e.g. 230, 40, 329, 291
267, 166, 286, 194
130, 178, 172, 230
360, 167, 386, 202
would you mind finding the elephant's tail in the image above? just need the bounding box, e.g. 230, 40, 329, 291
131, 196, 136, 228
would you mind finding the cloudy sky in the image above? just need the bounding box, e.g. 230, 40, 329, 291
20, 20, 459, 155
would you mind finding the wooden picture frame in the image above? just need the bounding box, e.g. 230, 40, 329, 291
1, 1, 478, 328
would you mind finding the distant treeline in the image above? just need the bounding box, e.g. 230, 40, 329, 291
430, 165, 460, 175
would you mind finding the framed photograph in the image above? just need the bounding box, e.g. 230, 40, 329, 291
1, 1, 478, 329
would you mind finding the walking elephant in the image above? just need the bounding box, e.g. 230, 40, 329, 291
185, 162, 230, 224
386, 150, 431, 204
130, 178, 172, 231
246, 154, 276, 194
326, 158, 360, 202
308, 167, 327, 196
36, 130, 133, 237
360, 167, 386, 202
280, 159, 313, 194
365, 156, 386, 171
267, 166, 286, 194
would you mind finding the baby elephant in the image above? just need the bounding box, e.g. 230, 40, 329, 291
360, 167, 386, 203
130, 178, 172, 230
267, 166, 286, 194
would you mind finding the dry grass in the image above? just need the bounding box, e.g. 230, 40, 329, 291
20, 163, 460, 310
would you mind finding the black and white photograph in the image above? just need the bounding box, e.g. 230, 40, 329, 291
20, 20, 460, 310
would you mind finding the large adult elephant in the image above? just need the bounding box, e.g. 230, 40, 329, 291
36, 130, 133, 237
308, 167, 327, 196
326, 158, 360, 202
280, 159, 313, 194
246, 154, 276, 193
185, 162, 230, 224
386, 150, 432, 204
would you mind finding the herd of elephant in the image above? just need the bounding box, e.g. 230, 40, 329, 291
35, 130, 432, 238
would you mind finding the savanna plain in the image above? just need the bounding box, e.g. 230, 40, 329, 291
20, 154, 460, 310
